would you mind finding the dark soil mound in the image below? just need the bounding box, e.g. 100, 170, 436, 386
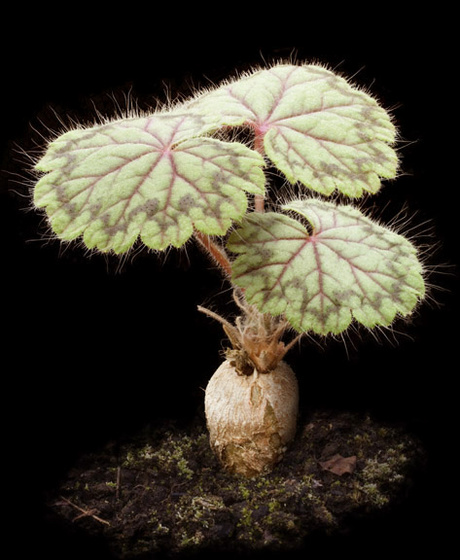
44, 410, 424, 559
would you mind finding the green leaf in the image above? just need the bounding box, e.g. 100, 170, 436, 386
227, 199, 425, 335
34, 113, 265, 253
186, 64, 398, 197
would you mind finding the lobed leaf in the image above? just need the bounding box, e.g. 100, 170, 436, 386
34, 113, 265, 253
186, 64, 398, 197
227, 199, 425, 335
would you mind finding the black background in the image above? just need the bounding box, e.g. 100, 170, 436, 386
2, 11, 457, 560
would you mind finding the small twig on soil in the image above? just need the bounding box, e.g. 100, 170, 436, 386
57, 496, 111, 526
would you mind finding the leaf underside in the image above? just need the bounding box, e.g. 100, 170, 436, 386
185, 64, 398, 197
34, 113, 265, 253
227, 199, 425, 335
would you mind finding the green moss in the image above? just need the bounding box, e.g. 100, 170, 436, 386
238, 483, 251, 501
122, 431, 195, 480
268, 500, 280, 513
238, 506, 254, 528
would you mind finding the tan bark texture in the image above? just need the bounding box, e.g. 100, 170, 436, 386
205, 359, 299, 477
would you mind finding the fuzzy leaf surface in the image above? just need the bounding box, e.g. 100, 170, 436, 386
186, 64, 398, 197
34, 114, 265, 253
227, 199, 425, 335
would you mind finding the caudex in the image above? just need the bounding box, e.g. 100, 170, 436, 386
31, 62, 426, 477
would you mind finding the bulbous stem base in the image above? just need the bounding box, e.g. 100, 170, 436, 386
205, 359, 299, 477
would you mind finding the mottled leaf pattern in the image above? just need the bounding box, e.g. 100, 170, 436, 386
186, 64, 398, 197
34, 114, 265, 253
32, 64, 424, 337
227, 199, 425, 335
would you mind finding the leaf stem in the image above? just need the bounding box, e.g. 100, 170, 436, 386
194, 231, 233, 277
252, 126, 267, 213
254, 194, 265, 213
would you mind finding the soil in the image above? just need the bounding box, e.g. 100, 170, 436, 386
43, 409, 425, 559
